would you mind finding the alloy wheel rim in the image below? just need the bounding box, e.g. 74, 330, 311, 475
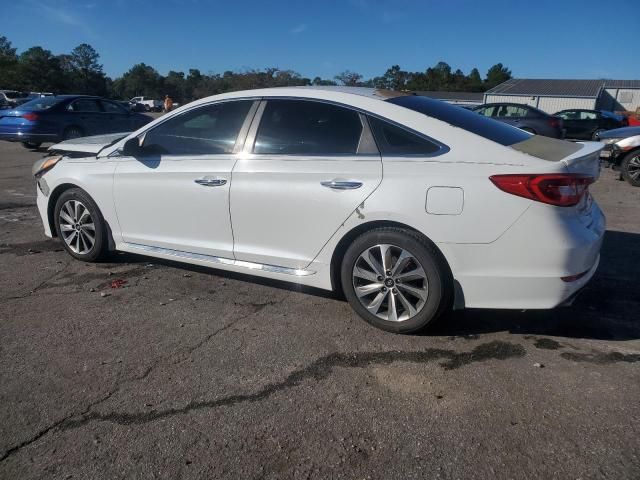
59, 200, 96, 254
352, 244, 428, 322
628, 155, 640, 181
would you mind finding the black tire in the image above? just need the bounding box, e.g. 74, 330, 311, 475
21, 141, 41, 149
340, 227, 452, 334
54, 188, 108, 262
63, 126, 84, 140
620, 150, 640, 187
592, 129, 606, 140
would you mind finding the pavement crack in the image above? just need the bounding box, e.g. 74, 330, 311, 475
0, 261, 71, 303
0, 340, 525, 463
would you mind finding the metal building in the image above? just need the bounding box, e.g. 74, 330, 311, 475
484, 78, 640, 113
600, 80, 640, 112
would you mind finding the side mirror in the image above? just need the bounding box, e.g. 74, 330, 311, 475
122, 137, 143, 156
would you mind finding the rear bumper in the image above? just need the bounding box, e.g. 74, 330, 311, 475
441, 201, 605, 310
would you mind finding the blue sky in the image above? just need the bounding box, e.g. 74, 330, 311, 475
3, 0, 639, 80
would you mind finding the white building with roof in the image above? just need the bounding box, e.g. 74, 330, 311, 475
483, 79, 640, 113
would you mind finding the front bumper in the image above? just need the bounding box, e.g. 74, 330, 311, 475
36, 185, 53, 238
599, 143, 621, 163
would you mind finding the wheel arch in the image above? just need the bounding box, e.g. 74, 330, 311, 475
47, 183, 115, 250
328, 220, 454, 296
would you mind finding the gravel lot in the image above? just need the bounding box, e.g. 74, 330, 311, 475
1, 139, 639, 479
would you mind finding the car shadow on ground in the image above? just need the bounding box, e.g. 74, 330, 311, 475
108, 230, 640, 341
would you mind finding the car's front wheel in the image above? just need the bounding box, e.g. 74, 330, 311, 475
620, 150, 640, 187
341, 227, 452, 333
21, 141, 42, 149
54, 188, 108, 261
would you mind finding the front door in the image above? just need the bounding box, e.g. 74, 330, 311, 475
67, 98, 103, 136
113, 100, 256, 258
230, 99, 382, 269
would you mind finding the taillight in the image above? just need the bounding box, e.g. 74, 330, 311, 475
21, 112, 39, 121
548, 117, 561, 129
489, 174, 594, 207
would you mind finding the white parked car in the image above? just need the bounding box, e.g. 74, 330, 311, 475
129, 96, 162, 112
33, 87, 605, 333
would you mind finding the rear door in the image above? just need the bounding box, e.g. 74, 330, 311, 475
230, 99, 382, 269
99, 99, 133, 133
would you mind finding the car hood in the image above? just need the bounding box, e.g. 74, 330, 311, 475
49, 132, 130, 154
597, 126, 640, 139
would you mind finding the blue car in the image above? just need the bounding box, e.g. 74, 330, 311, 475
0, 95, 152, 149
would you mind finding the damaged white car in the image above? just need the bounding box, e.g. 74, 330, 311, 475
33, 87, 605, 333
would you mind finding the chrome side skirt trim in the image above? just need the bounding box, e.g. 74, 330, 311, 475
125, 243, 316, 276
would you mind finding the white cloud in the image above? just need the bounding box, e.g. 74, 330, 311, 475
290, 24, 307, 35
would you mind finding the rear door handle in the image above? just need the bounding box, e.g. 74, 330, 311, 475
321, 180, 363, 190
195, 177, 227, 187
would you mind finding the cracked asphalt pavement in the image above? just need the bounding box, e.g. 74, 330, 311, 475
1, 140, 639, 479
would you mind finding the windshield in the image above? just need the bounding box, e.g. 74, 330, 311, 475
17, 96, 64, 111
387, 95, 531, 146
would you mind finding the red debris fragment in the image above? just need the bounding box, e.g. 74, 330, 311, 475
110, 279, 127, 289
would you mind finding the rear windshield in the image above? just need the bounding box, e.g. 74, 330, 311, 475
387, 95, 531, 146
3, 91, 29, 99
17, 96, 63, 111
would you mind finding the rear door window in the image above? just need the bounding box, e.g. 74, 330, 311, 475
101, 100, 127, 114
141, 100, 253, 155
368, 116, 441, 155
68, 99, 102, 112
253, 100, 363, 155
496, 105, 528, 118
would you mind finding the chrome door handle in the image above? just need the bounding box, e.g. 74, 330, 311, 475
320, 180, 363, 190
194, 177, 227, 187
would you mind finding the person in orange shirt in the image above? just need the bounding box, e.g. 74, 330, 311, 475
163, 95, 173, 113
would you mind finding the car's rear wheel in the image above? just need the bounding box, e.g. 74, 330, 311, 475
341, 227, 452, 333
54, 188, 108, 262
21, 141, 41, 149
63, 126, 84, 140
621, 150, 640, 187
592, 129, 606, 140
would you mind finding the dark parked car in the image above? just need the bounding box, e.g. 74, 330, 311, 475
554, 109, 628, 140
472, 103, 564, 138
0, 95, 152, 149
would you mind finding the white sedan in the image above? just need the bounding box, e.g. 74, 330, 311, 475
32, 87, 605, 333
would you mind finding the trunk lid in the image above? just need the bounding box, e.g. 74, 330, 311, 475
49, 132, 129, 155
511, 135, 602, 179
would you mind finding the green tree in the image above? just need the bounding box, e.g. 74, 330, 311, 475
0, 36, 18, 88
312, 76, 337, 86
467, 67, 483, 92
164, 70, 186, 101
373, 65, 408, 90
17, 47, 66, 92
69, 43, 106, 95
485, 63, 512, 89
112, 63, 164, 99
334, 70, 363, 86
